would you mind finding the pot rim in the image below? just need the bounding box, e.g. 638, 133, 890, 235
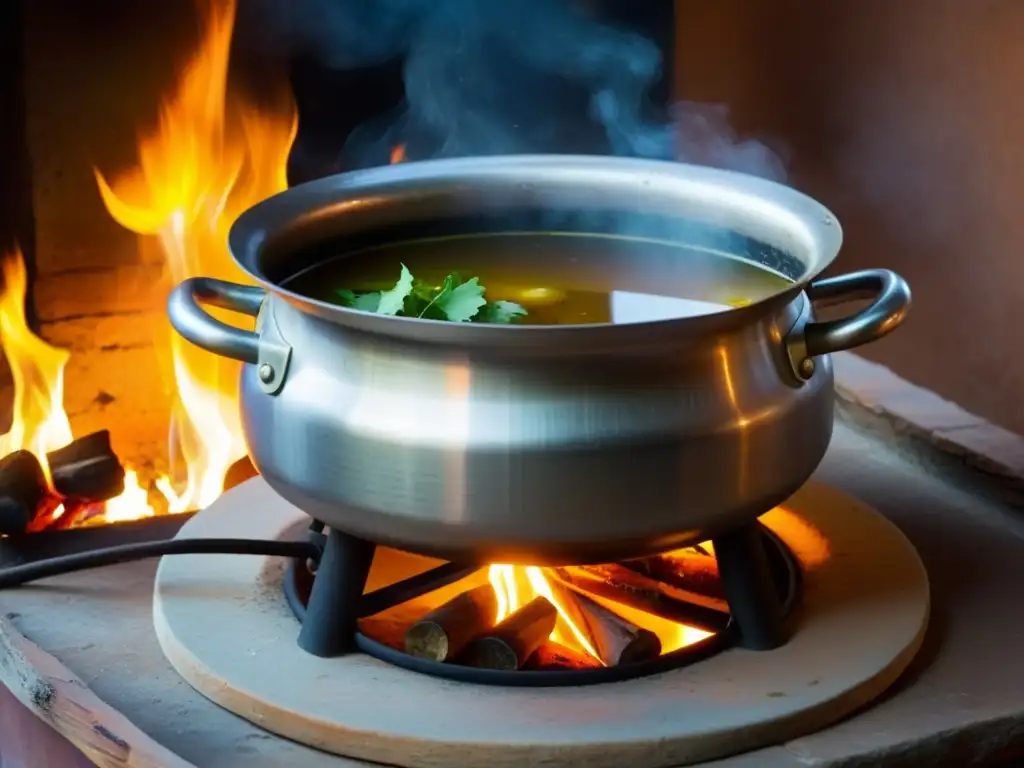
227, 154, 842, 347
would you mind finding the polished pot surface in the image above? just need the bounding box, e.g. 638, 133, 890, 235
167, 155, 911, 564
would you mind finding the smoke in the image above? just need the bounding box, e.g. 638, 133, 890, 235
256, 0, 785, 180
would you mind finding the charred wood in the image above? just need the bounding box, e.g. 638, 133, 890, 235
573, 560, 727, 614
618, 551, 725, 603
46, 430, 124, 503
461, 597, 557, 671
524, 641, 600, 671
548, 578, 661, 666
551, 566, 730, 635
404, 584, 497, 662
0, 450, 48, 534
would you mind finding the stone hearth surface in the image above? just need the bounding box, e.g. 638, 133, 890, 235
3, 355, 1024, 766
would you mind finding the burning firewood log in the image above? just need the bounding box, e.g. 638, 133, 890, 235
550, 566, 730, 635
618, 552, 725, 605
548, 578, 661, 666
46, 430, 125, 503
404, 584, 498, 662
461, 597, 557, 671
525, 641, 600, 671
0, 450, 49, 534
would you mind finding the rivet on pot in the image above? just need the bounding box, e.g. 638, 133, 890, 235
798, 358, 816, 379
258, 363, 276, 384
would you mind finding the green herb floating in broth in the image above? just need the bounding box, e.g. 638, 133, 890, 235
335, 264, 528, 324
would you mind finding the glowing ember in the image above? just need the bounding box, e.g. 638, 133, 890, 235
390, 144, 407, 164
94, 0, 297, 511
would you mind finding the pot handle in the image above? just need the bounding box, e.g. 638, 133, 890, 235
787, 269, 911, 380
167, 277, 266, 364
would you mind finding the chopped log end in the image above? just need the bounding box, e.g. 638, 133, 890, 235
462, 636, 521, 671
403, 584, 497, 662
461, 596, 557, 671
616, 629, 662, 666
403, 621, 450, 661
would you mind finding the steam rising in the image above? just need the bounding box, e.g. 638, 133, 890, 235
257, 0, 785, 180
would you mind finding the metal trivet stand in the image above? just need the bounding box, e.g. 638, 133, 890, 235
283, 521, 800, 687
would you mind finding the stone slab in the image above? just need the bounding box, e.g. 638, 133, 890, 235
152, 478, 927, 768
833, 351, 1024, 495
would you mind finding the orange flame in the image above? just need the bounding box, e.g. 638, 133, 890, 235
0, 248, 155, 522
390, 144, 407, 164
95, 0, 297, 512
104, 470, 156, 522
488, 562, 712, 663
489, 564, 601, 659
0, 248, 73, 479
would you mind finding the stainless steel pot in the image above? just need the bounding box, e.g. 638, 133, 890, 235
167, 155, 910, 565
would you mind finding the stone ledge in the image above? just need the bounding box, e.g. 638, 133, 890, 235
833, 351, 1024, 494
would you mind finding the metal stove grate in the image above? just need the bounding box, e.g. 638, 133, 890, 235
282, 520, 801, 686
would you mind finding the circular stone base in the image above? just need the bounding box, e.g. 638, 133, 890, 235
153, 479, 929, 768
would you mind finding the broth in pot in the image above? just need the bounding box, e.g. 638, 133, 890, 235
283, 232, 794, 325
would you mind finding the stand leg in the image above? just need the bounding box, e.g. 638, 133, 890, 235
297, 528, 376, 657
712, 524, 786, 650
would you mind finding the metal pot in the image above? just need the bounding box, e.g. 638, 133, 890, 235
168, 155, 910, 565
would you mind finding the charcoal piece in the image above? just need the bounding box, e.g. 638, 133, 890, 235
0, 450, 48, 534
46, 430, 125, 502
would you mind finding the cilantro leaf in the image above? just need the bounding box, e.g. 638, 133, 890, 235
352, 292, 382, 312
375, 264, 414, 315
436, 277, 488, 322
479, 300, 528, 324
416, 275, 454, 319
336, 287, 382, 312
334, 265, 528, 324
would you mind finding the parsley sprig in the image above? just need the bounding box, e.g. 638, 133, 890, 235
336, 264, 528, 324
